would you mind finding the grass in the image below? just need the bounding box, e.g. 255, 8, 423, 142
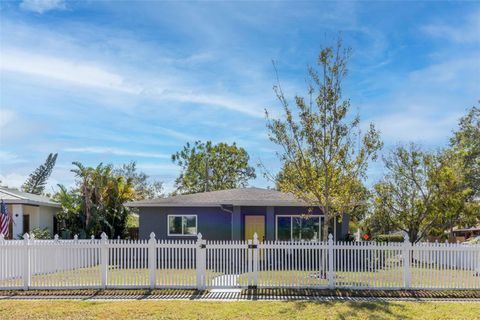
242, 288, 480, 299
2, 265, 479, 289
0, 300, 479, 320
0, 288, 200, 297
0, 267, 214, 288
237, 267, 480, 289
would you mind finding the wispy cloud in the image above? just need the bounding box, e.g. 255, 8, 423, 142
159, 91, 264, 118
152, 126, 199, 142
421, 10, 480, 44
0, 173, 28, 188
20, 0, 66, 14
1, 2, 479, 190
0, 109, 15, 129
0, 49, 140, 94
1, 44, 267, 118
0, 151, 27, 164
366, 55, 478, 146
135, 163, 178, 172
63, 147, 170, 159
372, 110, 461, 144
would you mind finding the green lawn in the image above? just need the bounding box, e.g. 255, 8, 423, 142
239, 267, 480, 289
0, 300, 479, 320
2, 265, 478, 289
0, 267, 201, 288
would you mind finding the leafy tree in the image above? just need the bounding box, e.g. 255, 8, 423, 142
114, 161, 165, 200
54, 162, 136, 239
53, 184, 83, 238
371, 144, 475, 243
371, 144, 437, 243
22, 153, 58, 195
172, 141, 256, 194
429, 149, 478, 236
266, 39, 382, 240
450, 104, 479, 199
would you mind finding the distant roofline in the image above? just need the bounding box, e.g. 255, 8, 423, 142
127, 201, 312, 208
125, 187, 311, 208
0, 188, 60, 208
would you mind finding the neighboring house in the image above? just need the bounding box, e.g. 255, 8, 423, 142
451, 226, 480, 242
126, 187, 349, 241
0, 187, 60, 239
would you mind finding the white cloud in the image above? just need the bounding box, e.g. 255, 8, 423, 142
421, 10, 480, 44
20, 0, 66, 14
63, 147, 170, 159
153, 126, 199, 142
159, 91, 264, 118
0, 173, 28, 189
135, 163, 179, 172
1, 46, 267, 118
364, 54, 478, 146
372, 111, 460, 144
0, 49, 140, 94
0, 109, 15, 129
408, 56, 480, 93
0, 151, 27, 164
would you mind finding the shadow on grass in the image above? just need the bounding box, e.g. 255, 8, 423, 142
1, 288, 479, 301
0, 288, 205, 300
241, 288, 480, 299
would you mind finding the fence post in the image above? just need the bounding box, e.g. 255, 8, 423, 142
23, 233, 31, 290
148, 232, 156, 289
252, 233, 259, 288
403, 234, 411, 289
328, 233, 334, 289
100, 232, 108, 289
53, 234, 60, 272
196, 233, 206, 290
247, 238, 253, 287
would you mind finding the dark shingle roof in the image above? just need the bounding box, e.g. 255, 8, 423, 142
126, 187, 309, 207
0, 187, 60, 207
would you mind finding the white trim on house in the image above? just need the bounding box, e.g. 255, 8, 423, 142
275, 214, 325, 241
167, 214, 197, 237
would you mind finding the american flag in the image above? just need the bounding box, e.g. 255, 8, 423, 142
0, 200, 9, 238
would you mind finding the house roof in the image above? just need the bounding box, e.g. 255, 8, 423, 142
0, 187, 60, 207
126, 187, 310, 207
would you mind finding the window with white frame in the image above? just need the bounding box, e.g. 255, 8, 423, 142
168, 215, 197, 236
276, 215, 323, 241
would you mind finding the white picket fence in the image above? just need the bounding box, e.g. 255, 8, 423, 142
1, 232, 479, 290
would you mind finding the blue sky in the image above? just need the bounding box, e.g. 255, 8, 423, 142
0, 1, 479, 193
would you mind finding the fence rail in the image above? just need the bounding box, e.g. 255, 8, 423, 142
1, 232, 479, 290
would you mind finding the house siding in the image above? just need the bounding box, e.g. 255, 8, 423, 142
138, 206, 232, 240
138, 205, 350, 241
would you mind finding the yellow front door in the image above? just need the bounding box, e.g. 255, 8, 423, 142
244, 215, 265, 241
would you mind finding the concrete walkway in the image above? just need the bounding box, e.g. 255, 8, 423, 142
210, 274, 240, 288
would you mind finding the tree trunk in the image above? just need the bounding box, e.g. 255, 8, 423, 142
323, 219, 330, 242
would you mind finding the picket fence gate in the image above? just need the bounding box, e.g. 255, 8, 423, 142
0, 232, 479, 291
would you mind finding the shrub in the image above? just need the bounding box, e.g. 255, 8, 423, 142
372, 234, 404, 243
18, 227, 51, 240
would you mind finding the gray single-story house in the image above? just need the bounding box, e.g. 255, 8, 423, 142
126, 188, 349, 241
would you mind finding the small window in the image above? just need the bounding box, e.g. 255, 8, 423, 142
168, 215, 197, 236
